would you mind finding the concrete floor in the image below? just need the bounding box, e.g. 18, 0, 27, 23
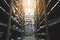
23, 36, 36, 40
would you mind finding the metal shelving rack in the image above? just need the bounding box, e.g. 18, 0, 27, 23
35, 0, 60, 40
0, 0, 25, 40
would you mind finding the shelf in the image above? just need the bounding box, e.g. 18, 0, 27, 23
39, 18, 45, 26
38, 18, 60, 31
10, 30, 21, 40
39, 17, 60, 28
12, 4, 19, 12
0, 22, 7, 27
4, 0, 10, 7
37, 35, 47, 39
11, 16, 20, 26
38, 17, 60, 29
0, 6, 9, 15
11, 16, 23, 28
11, 21, 22, 29
12, 5, 20, 19
36, 26, 46, 33
0, 8, 9, 24
46, 0, 59, 12
38, 14, 45, 25
37, 33, 46, 35
40, 25, 45, 29
12, 12, 19, 20
38, 11, 45, 21
46, 0, 51, 7
47, 1, 60, 20
0, 0, 10, 13
13, 0, 19, 8
48, 17, 60, 27
11, 27, 24, 33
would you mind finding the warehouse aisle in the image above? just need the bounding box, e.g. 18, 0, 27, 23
0, 0, 60, 40
23, 36, 36, 40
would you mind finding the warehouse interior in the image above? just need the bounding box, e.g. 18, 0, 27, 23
0, 0, 60, 40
